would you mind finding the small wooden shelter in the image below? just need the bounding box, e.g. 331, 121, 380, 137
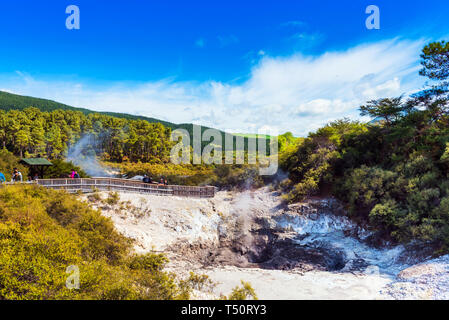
20, 158, 53, 179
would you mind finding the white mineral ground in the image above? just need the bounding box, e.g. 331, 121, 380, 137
81, 188, 449, 300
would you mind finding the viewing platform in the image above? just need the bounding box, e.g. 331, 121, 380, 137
5, 178, 216, 198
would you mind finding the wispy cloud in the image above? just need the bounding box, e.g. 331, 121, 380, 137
288, 32, 325, 49
280, 20, 306, 28
279, 19, 324, 50
0, 38, 425, 136
242, 50, 266, 65
217, 35, 239, 48
195, 38, 206, 48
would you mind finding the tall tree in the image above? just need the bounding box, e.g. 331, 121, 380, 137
412, 41, 449, 121
359, 97, 404, 126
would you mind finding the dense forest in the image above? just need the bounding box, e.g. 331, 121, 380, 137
0, 106, 279, 183
0, 108, 174, 162
0, 91, 255, 154
0, 90, 177, 129
280, 40, 449, 253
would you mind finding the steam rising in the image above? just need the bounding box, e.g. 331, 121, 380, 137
67, 134, 112, 177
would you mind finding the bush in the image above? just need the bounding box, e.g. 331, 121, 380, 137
283, 138, 340, 203
0, 185, 197, 300
44, 159, 88, 179
105, 192, 120, 206
221, 281, 258, 300
0, 149, 28, 181
181, 272, 215, 293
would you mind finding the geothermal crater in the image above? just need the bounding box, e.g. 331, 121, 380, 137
81, 188, 449, 300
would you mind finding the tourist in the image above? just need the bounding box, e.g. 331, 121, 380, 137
70, 169, 80, 179
11, 169, 22, 182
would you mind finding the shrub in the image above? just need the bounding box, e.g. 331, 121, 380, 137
222, 281, 258, 300
105, 192, 120, 206
0, 185, 203, 300
0, 149, 28, 181
181, 272, 215, 293
87, 192, 102, 202
44, 159, 88, 179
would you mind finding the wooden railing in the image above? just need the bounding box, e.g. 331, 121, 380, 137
5, 178, 216, 198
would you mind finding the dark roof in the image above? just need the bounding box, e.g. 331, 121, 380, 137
20, 158, 53, 166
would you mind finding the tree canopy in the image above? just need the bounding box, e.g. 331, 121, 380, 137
280, 40, 449, 253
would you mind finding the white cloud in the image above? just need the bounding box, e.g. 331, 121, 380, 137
0, 38, 426, 136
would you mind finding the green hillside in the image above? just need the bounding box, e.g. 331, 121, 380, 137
0, 90, 269, 153
0, 91, 176, 129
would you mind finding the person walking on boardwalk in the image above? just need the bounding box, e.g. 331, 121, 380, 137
70, 169, 80, 179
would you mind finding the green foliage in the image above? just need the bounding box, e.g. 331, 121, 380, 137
44, 159, 88, 179
420, 40, 449, 81
87, 192, 102, 202
0, 90, 176, 129
108, 160, 266, 189
0, 185, 207, 300
0, 149, 28, 181
441, 143, 449, 163
106, 161, 214, 186
280, 41, 449, 253
278, 132, 302, 153
0, 91, 268, 162
105, 192, 120, 206
359, 97, 405, 126
128, 253, 169, 273
180, 272, 215, 293
339, 165, 401, 215
221, 281, 258, 300
212, 165, 265, 190
281, 119, 366, 202
0, 107, 174, 163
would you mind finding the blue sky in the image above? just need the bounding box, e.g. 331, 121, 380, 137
1, 0, 449, 135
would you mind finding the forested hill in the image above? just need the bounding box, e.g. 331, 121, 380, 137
0, 90, 178, 129
0, 90, 226, 137
0, 90, 272, 158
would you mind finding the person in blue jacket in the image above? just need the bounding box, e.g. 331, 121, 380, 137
0, 172, 5, 183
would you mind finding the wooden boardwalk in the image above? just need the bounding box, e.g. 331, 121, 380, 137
6, 178, 216, 198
